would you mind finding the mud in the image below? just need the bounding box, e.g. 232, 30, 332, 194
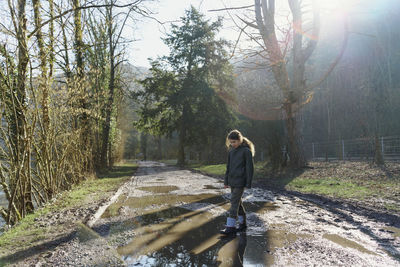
322, 234, 376, 255
7, 161, 400, 266
204, 184, 221, 190
98, 162, 400, 266
136, 186, 179, 194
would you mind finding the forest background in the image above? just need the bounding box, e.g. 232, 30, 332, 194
0, 0, 399, 226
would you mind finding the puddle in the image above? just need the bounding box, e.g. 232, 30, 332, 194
251, 229, 311, 265
76, 223, 102, 242
102, 193, 224, 218
245, 202, 279, 213
196, 195, 227, 205
117, 213, 311, 266
323, 234, 376, 255
112, 202, 305, 266
100, 188, 302, 266
203, 185, 221, 190
137, 186, 179, 194
117, 208, 220, 257
117, 208, 273, 266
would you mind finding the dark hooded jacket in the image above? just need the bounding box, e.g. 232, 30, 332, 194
224, 143, 254, 188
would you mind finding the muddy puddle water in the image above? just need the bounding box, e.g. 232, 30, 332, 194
117, 208, 275, 266
100, 188, 313, 266
203, 185, 221, 190
86, 163, 400, 267
137, 185, 179, 194
323, 234, 376, 255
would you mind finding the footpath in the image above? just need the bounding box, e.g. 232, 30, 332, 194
1, 161, 399, 266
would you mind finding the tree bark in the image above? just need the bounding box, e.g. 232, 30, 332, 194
73, 0, 84, 80
73, 0, 92, 172
48, 0, 55, 78
59, 6, 72, 80
140, 132, 148, 161
15, 0, 34, 216
32, 0, 49, 128
253, 0, 323, 168
33, 0, 55, 197
101, 4, 115, 169
157, 136, 162, 160
177, 105, 187, 166
283, 103, 306, 167
177, 130, 185, 166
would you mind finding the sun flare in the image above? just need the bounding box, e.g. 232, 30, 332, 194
320, 0, 362, 13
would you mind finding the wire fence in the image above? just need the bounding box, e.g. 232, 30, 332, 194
304, 135, 400, 161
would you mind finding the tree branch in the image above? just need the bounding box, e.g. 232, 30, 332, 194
255, 0, 268, 35
261, 0, 270, 28
208, 5, 255, 12
306, 16, 349, 91
230, 26, 245, 59
28, 1, 143, 39
302, 0, 320, 62
237, 16, 258, 30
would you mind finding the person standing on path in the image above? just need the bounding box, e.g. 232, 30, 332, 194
220, 130, 255, 235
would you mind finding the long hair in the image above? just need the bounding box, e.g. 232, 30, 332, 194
225, 129, 255, 157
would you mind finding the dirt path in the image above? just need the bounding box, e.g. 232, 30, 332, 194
16, 161, 400, 266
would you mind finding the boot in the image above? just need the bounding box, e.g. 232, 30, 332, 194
237, 215, 247, 232
220, 217, 237, 235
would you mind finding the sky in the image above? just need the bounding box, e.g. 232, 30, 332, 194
126, 0, 365, 68
128, 0, 253, 68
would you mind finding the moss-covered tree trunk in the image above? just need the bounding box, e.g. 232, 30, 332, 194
101, 5, 116, 169
73, 0, 92, 172
11, 0, 34, 222
32, 0, 55, 198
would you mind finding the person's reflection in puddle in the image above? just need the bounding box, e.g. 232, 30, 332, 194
217, 232, 247, 266
237, 232, 247, 266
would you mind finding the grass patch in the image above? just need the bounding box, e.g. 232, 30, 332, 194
283, 162, 400, 202
193, 162, 266, 177
286, 177, 373, 199
0, 212, 49, 248
192, 161, 400, 204
53, 162, 138, 209
159, 159, 178, 165
194, 164, 225, 176
0, 161, 138, 258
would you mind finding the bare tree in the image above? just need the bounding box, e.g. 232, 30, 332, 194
0, 0, 153, 225
101, 0, 140, 168
229, 0, 349, 167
